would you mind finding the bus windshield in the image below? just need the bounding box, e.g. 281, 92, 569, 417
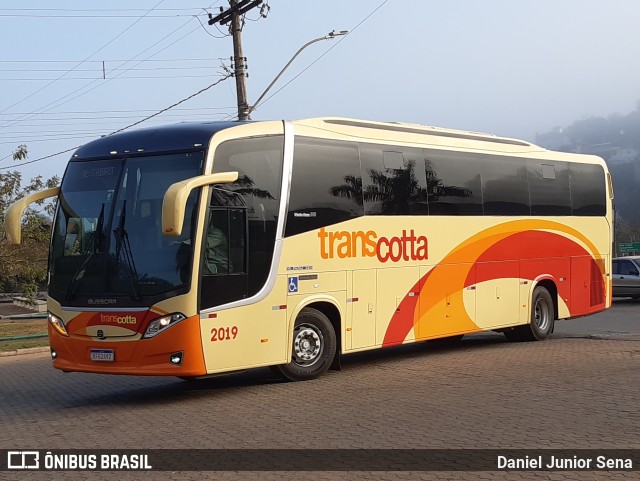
49, 151, 204, 307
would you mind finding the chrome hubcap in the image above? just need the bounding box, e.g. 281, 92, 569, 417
533, 297, 550, 331
292, 324, 323, 366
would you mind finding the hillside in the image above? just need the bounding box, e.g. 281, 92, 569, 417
535, 104, 640, 227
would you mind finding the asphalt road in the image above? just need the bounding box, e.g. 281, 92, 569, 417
1, 300, 638, 481
555, 297, 640, 337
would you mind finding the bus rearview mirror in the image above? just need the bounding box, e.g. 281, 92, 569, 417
162, 171, 239, 237
4, 187, 60, 245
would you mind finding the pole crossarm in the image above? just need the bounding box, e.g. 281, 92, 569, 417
208, 0, 263, 26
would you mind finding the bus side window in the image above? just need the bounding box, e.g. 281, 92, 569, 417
481, 155, 530, 216
360, 144, 428, 216
569, 163, 607, 216
204, 204, 247, 276
286, 137, 364, 236
425, 151, 483, 215
528, 159, 571, 216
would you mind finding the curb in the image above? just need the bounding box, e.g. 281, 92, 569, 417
0, 346, 50, 358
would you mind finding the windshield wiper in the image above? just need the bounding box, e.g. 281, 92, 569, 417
113, 200, 141, 301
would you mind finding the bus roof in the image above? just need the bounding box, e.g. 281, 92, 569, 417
71, 121, 247, 159
293, 117, 543, 152
69, 117, 604, 167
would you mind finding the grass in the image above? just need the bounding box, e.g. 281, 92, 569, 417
0, 319, 49, 352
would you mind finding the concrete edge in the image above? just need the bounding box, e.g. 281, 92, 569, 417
0, 346, 50, 358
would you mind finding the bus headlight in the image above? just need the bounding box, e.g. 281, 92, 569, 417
142, 313, 186, 339
48, 312, 68, 337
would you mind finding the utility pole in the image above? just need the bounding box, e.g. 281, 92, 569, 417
208, 0, 263, 121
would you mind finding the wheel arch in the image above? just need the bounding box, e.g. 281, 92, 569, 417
531, 277, 559, 323
287, 295, 343, 363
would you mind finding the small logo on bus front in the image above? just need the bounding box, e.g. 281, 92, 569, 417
100, 315, 137, 325
88, 298, 117, 305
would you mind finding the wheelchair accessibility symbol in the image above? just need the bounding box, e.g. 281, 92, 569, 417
288, 277, 298, 293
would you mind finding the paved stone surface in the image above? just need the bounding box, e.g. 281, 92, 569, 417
0, 304, 638, 480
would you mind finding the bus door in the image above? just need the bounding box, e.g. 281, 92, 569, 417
199, 188, 248, 308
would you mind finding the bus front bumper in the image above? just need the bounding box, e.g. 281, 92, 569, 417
48, 314, 207, 376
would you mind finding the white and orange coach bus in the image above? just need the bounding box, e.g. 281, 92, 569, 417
5, 118, 613, 381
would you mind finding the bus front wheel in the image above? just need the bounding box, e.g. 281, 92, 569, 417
504, 286, 555, 342
276, 307, 336, 381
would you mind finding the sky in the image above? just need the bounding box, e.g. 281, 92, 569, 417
1, 0, 640, 183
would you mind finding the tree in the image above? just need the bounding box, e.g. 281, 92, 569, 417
12, 144, 28, 161
0, 145, 59, 298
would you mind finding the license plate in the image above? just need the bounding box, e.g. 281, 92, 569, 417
90, 349, 114, 362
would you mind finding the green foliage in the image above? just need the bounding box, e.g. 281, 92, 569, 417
12, 144, 28, 161
0, 154, 60, 299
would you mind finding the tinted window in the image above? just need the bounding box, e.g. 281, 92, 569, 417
528, 159, 571, 215
612, 260, 620, 275
49, 153, 203, 307
201, 136, 284, 309
286, 137, 364, 236
425, 151, 483, 215
620, 260, 639, 276
360, 144, 428, 215
204, 201, 247, 276
482, 155, 530, 215
569, 163, 606, 216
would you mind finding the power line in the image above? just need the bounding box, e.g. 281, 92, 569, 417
0, 58, 213, 63
1, 76, 232, 170
0, 65, 220, 73
1, 145, 84, 169
0, 7, 208, 18
257, 0, 390, 112
108, 75, 231, 135
0, 7, 204, 130
0, 0, 167, 117
195, 13, 229, 39
0, 106, 234, 115
0, 109, 236, 124
0, 8, 206, 12
26, 22, 205, 118
0, 1, 225, 131
0, 135, 99, 145
0, 74, 227, 81
0, 15, 181, 19
0, 112, 235, 135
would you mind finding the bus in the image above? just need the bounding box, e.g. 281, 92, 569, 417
5, 118, 613, 381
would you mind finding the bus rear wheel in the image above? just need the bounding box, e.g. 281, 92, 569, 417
504, 286, 555, 342
276, 307, 336, 382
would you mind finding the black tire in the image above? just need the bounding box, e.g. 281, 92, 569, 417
503, 286, 555, 342
276, 307, 337, 381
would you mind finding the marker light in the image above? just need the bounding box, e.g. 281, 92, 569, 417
48, 312, 68, 337
142, 313, 186, 339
